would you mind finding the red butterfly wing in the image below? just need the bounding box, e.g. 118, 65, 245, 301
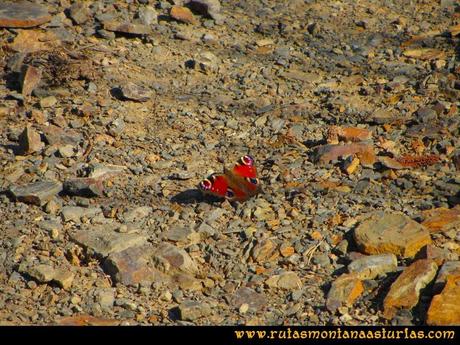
198, 174, 247, 201
198, 155, 261, 202
232, 156, 257, 178
230, 155, 260, 193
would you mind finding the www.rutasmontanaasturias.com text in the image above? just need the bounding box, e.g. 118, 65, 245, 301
234, 327, 455, 340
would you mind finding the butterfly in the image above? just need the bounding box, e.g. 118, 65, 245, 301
198, 155, 261, 202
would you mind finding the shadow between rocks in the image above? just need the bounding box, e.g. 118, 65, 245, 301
170, 189, 229, 205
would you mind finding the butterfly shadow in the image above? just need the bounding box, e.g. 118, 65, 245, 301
170, 188, 225, 205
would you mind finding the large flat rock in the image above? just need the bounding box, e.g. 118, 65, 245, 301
354, 212, 431, 258
9, 180, 62, 206
70, 225, 148, 258
0, 2, 51, 28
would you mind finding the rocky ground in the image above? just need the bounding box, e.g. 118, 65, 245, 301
0, 0, 459, 326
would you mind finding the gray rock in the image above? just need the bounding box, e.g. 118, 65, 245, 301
196, 222, 215, 238
416, 107, 437, 123
433, 261, 460, 293
153, 242, 198, 274
58, 144, 75, 158
177, 300, 212, 321
162, 226, 198, 243
38, 220, 62, 239
86, 163, 127, 179
123, 206, 153, 223
107, 118, 125, 137
24, 264, 55, 283
312, 253, 331, 267
10, 180, 63, 206
53, 269, 74, 290
42, 125, 82, 146
230, 287, 266, 312
61, 206, 102, 223
69, 3, 90, 25
195, 51, 218, 73
120, 82, 152, 102
94, 288, 115, 310
265, 271, 302, 290
348, 254, 398, 279
138, 6, 158, 25
187, 0, 222, 21
70, 225, 148, 258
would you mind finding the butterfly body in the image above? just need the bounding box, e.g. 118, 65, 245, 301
199, 155, 261, 202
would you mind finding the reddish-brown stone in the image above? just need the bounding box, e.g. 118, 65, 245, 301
0, 2, 51, 28
421, 206, 460, 233
170, 6, 198, 24
326, 273, 364, 312
383, 259, 438, 319
427, 275, 460, 325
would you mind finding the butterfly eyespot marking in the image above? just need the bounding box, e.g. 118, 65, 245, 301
240, 155, 254, 166
225, 188, 235, 199
199, 179, 212, 191
246, 177, 259, 185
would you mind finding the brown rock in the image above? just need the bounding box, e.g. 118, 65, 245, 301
0, 2, 51, 28
370, 108, 400, 124
354, 211, 431, 258
70, 226, 148, 258
9, 30, 60, 53
417, 244, 454, 266
421, 206, 460, 233
103, 245, 158, 286
120, 82, 152, 102
153, 242, 198, 274
230, 287, 266, 313
52, 269, 74, 290
326, 273, 364, 312
426, 275, 460, 325
21, 65, 42, 97
343, 157, 360, 175
265, 271, 302, 290
63, 177, 104, 197
55, 315, 120, 326
24, 264, 55, 283
42, 125, 82, 146
378, 156, 405, 170
312, 143, 376, 166
18, 125, 44, 154
170, 6, 198, 24
9, 180, 63, 206
251, 238, 278, 263
327, 126, 372, 144
103, 21, 151, 35
383, 259, 438, 319
172, 272, 202, 291
403, 48, 446, 60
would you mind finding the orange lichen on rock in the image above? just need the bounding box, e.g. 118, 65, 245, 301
426, 275, 460, 325
327, 125, 372, 144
